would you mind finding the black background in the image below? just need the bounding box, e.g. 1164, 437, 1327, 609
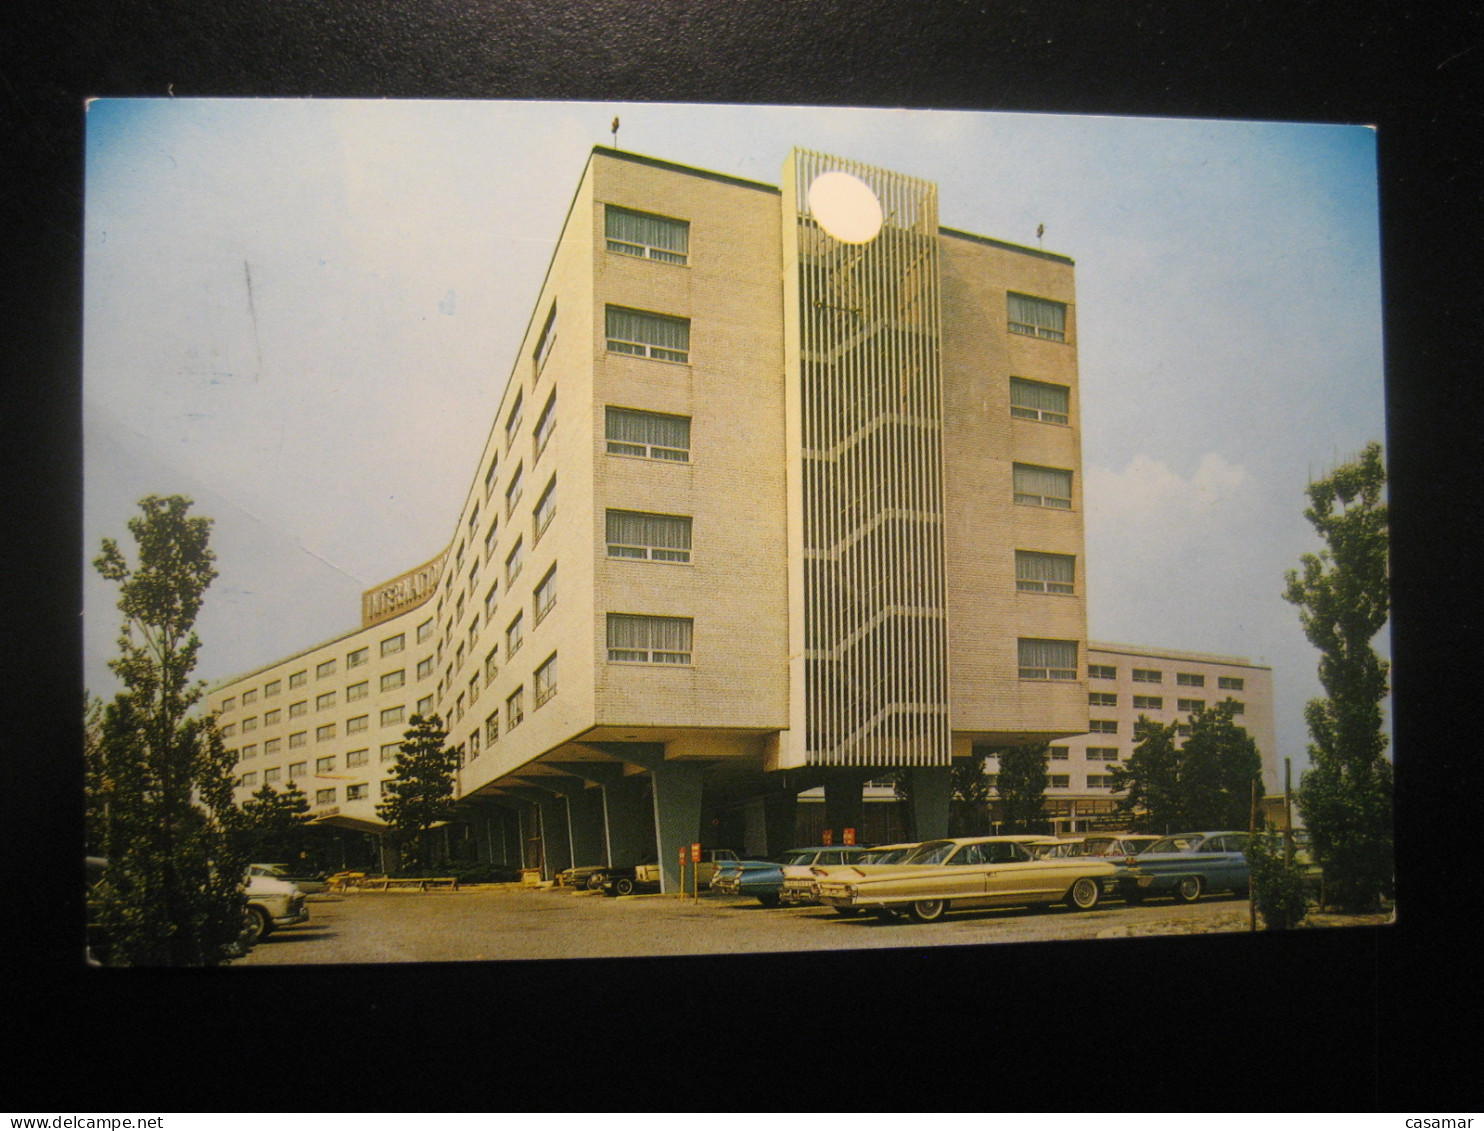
6, 0, 1480, 1113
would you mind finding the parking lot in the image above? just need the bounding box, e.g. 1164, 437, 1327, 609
232, 885, 1266, 965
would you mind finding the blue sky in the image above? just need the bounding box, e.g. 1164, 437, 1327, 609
82, 99, 1387, 774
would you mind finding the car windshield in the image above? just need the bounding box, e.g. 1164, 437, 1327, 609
784, 852, 817, 866
902, 841, 956, 865
1147, 836, 1202, 854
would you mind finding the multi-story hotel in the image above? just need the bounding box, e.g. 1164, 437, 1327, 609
207, 145, 1272, 885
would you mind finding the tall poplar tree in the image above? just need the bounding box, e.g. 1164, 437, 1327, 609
91, 494, 246, 965
995, 743, 1050, 834
1284, 442, 1393, 910
1109, 717, 1183, 833
1178, 700, 1264, 830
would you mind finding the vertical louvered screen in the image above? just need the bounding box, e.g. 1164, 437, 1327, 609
788, 150, 951, 768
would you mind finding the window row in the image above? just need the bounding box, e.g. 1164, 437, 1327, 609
216, 636, 408, 714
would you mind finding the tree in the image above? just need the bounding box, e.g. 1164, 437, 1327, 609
1109, 717, 1183, 833
90, 495, 246, 966
996, 743, 1050, 834
233, 782, 312, 861
83, 693, 108, 856
376, 713, 459, 873
949, 757, 993, 836
1247, 830, 1310, 930
1284, 442, 1393, 910
1178, 700, 1264, 830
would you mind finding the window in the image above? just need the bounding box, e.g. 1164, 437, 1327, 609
263, 738, 282, 756
506, 612, 524, 658
1229, 700, 1246, 714
264, 767, 281, 784
220, 723, 237, 738
481, 584, 498, 623
468, 503, 480, 541
1086, 775, 1112, 789
1049, 774, 1070, 789
483, 521, 500, 564
535, 566, 557, 624
534, 302, 557, 375
288, 732, 306, 749
346, 783, 369, 801
316, 724, 335, 742
505, 391, 524, 451
316, 788, 336, 805
240, 744, 257, 760
1177, 698, 1206, 713
264, 679, 281, 697
346, 748, 369, 768
454, 694, 465, 723
381, 634, 405, 657
1015, 550, 1075, 594
606, 614, 693, 664
456, 593, 465, 624
316, 692, 335, 711
416, 657, 433, 681
506, 539, 524, 586
346, 714, 368, 734
1177, 672, 1206, 687
605, 205, 689, 264
316, 755, 335, 773
606, 510, 692, 562
1007, 292, 1067, 341
381, 670, 406, 692
289, 670, 307, 689
1089, 720, 1118, 734
1009, 377, 1070, 424
535, 653, 557, 707
506, 688, 524, 730
417, 618, 434, 644
605, 406, 691, 461
1177, 724, 1192, 738
1088, 664, 1116, 680
316, 659, 336, 679
1017, 638, 1077, 680
1133, 695, 1163, 711
347, 648, 368, 669
533, 476, 557, 541
381, 706, 405, 727
468, 672, 479, 702
1087, 747, 1120, 761
240, 772, 258, 788
534, 392, 556, 461
456, 642, 466, 671
1013, 463, 1073, 509
1089, 692, 1117, 707
289, 761, 307, 779
288, 701, 307, 719
484, 646, 499, 687
1219, 676, 1245, 691
263, 709, 281, 727
220, 697, 236, 713
1049, 745, 1069, 761
380, 743, 400, 763
505, 465, 524, 518
242, 689, 257, 705
1132, 668, 1163, 683
241, 716, 258, 732
606, 306, 690, 363
381, 779, 395, 798
469, 728, 481, 757
485, 711, 499, 745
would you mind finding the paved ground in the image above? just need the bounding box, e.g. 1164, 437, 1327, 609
231, 885, 1385, 965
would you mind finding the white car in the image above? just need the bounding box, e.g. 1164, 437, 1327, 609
240, 870, 310, 949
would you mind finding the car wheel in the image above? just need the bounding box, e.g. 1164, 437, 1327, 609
1173, 875, 1204, 903
586, 873, 607, 891
756, 892, 780, 908
1068, 877, 1101, 911
833, 906, 863, 918
245, 905, 270, 945
614, 877, 636, 896
908, 899, 948, 923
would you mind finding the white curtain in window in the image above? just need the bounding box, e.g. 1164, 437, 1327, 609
1015, 551, 1075, 584
1018, 638, 1077, 670
605, 407, 690, 449
1008, 293, 1066, 333
606, 307, 690, 351
606, 510, 691, 550
1013, 463, 1072, 500
605, 207, 689, 254
607, 614, 692, 652
1009, 377, 1069, 414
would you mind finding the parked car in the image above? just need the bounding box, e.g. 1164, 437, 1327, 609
781, 842, 920, 911
557, 864, 612, 890
713, 846, 874, 907
241, 868, 311, 946
249, 862, 329, 894
1039, 834, 1162, 858
1116, 831, 1252, 904
598, 850, 741, 896
815, 836, 1122, 922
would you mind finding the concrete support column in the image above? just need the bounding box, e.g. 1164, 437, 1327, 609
907, 766, 952, 842
604, 775, 652, 867
763, 790, 799, 856
822, 773, 869, 843
533, 791, 573, 879
566, 786, 607, 868
649, 761, 705, 894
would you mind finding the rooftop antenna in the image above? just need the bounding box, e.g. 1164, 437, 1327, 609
1037, 223, 1045, 249
611, 116, 620, 149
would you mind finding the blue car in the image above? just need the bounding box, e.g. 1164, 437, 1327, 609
1117, 831, 1252, 904
712, 846, 872, 908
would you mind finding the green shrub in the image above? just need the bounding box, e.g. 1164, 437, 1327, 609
1247, 831, 1310, 930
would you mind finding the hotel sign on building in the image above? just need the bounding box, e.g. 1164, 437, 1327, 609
360, 551, 446, 628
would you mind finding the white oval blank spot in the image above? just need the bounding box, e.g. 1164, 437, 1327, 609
808, 171, 883, 244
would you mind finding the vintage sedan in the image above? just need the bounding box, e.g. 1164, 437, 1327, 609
815, 836, 1121, 922
1116, 831, 1252, 904
713, 846, 873, 908
779, 842, 920, 907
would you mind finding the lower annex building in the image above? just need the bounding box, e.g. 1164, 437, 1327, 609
207, 145, 1276, 885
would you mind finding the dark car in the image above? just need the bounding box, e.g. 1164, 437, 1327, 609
1117, 831, 1252, 904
